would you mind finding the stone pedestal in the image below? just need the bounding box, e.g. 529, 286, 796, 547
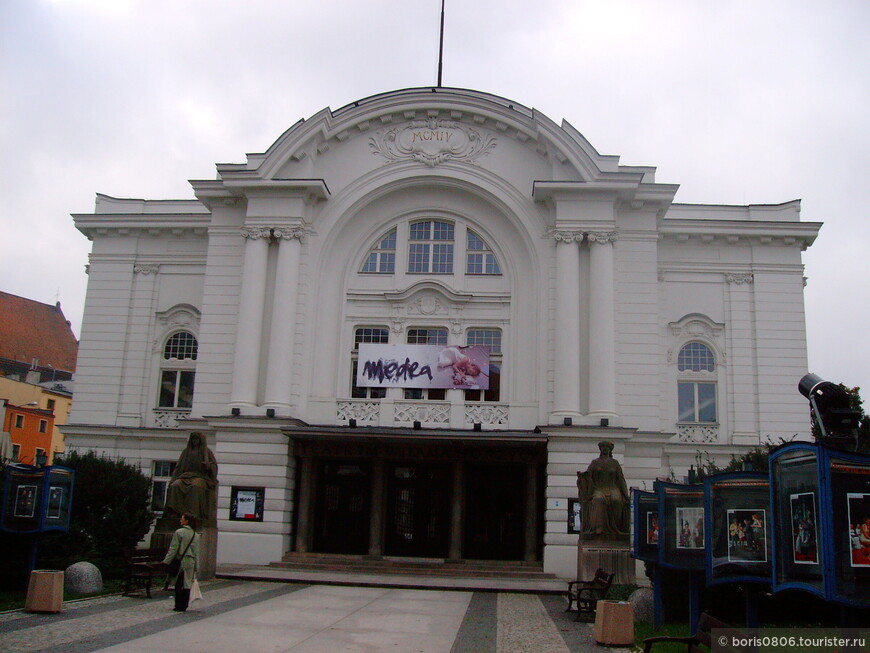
593, 600, 634, 646
152, 516, 217, 580
578, 537, 635, 585
25, 570, 64, 613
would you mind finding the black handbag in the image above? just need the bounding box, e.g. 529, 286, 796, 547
166, 531, 195, 577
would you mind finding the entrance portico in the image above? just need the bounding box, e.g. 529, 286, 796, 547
288, 426, 547, 563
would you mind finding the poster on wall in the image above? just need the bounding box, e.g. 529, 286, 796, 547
676, 506, 704, 550
647, 512, 659, 545
230, 486, 265, 522
847, 493, 870, 568
14, 485, 37, 518
356, 344, 490, 390
790, 492, 818, 565
567, 498, 582, 534
46, 486, 65, 519
726, 509, 767, 563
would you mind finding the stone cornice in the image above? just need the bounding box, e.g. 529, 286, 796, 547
659, 219, 820, 249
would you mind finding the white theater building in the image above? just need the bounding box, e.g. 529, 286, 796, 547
64, 87, 820, 579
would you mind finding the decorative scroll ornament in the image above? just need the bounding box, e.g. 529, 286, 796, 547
273, 227, 307, 242
725, 273, 754, 285
134, 264, 158, 275
240, 226, 272, 240
369, 118, 496, 167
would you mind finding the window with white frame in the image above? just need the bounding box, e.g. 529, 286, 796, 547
151, 460, 177, 513
360, 229, 397, 274
677, 342, 717, 423
408, 220, 454, 274
464, 328, 502, 401
158, 331, 197, 409
466, 230, 501, 275
351, 327, 389, 399
404, 327, 448, 400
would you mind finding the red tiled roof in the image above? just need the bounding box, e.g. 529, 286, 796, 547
0, 291, 79, 373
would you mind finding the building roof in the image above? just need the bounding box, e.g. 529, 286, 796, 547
0, 291, 79, 373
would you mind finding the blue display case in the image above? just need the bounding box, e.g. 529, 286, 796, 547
1, 464, 75, 534
770, 442, 870, 608
704, 472, 771, 586
657, 481, 706, 571
632, 488, 659, 563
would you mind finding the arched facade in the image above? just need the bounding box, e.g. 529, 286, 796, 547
65, 88, 820, 579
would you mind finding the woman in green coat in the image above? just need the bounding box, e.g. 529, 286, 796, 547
162, 512, 199, 611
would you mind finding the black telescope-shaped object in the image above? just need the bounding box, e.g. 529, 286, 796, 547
798, 373, 862, 441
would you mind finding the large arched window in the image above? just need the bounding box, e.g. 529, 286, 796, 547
158, 331, 197, 409
677, 342, 716, 423
360, 229, 396, 274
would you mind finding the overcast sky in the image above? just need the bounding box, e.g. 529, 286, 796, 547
1, 0, 868, 401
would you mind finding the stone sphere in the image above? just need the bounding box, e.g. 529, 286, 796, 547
64, 561, 103, 595
629, 586, 654, 623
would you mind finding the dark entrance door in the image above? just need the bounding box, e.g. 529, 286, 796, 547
385, 463, 450, 557
464, 463, 525, 560
313, 460, 370, 554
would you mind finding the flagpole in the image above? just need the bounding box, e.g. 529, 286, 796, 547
437, 0, 445, 87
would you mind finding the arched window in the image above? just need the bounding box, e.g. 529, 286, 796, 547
360, 229, 396, 274
158, 331, 197, 409
677, 342, 716, 423
466, 230, 501, 275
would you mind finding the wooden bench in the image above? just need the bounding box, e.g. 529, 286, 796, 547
566, 567, 615, 621
643, 612, 754, 653
123, 547, 167, 598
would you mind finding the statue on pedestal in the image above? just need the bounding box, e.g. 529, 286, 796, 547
577, 441, 630, 537
165, 432, 218, 522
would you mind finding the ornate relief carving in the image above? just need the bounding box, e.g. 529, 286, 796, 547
465, 403, 509, 425
676, 424, 719, 443
153, 409, 191, 429
240, 226, 272, 240
336, 400, 380, 422
394, 402, 451, 424
134, 264, 158, 275
369, 118, 496, 167
587, 231, 618, 244
273, 227, 307, 242
550, 230, 583, 243
725, 273, 753, 285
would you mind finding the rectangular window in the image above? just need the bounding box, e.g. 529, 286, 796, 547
14, 414, 24, 429
158, 370, 195, 408
12, 443, 20, 462
151, 460, 177, 513
47, 399, 56, 411
408, 243, 430, 273
678, 382, 717, 423
351, 327, 389, 399
39, 420, 48, 433
408, 221, 454, 274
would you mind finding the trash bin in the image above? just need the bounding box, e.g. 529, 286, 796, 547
25, 570, 64, 613
593, 599, 634, 646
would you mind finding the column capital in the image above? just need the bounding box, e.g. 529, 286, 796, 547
240, 226, 272, 240
587, 231, 618, 244
273, 227, 307, 242
550, 229, 584, 243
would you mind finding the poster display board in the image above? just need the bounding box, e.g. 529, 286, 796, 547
356, 344, 490, 390
770, 443, 824, 597
1, 464, 75, 533
825, 448, 870, 607
704, 472, 771, 585
229, 486, 265, 522
632, 489, 659, 562
658, 481, 706, 570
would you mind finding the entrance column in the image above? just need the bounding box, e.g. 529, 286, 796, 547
553, 231, 583, 419
230, 226, 272, 410
449, 460, 464, 560
368, 458, 386, 556
524, 463, 539, 562
294, 456, 316, 553
587, 231, 617, 419
264, 228, 304, 415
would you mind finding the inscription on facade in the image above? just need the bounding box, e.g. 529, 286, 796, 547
370, 118, 496, 167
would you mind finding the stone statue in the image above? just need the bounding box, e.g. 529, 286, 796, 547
165, 432, 218, 522
577, 441, 630, 537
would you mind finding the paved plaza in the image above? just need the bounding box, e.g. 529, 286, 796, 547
0, 579, 630, 653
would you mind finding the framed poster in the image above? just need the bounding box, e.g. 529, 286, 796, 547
47, 486, 65, 519
726, 509, 767, 563
632, 489, 659, 562
790, 492, 818, 565
14, 485, 38, 518
647, 512, 660, 545
847, 493, 870, 568
230, 486, 265, 522
676, 506, 704, 550
567, 498, 582, 534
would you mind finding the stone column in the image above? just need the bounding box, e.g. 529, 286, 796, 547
448, 460, 464, 560
294, 456, 316, 553
368, 458, 386, 556
263, 227, 304, 414
230, 227, 272, 410
524, 463, 539, 562
553, 231, 583, 418
587, 232, 617, 419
